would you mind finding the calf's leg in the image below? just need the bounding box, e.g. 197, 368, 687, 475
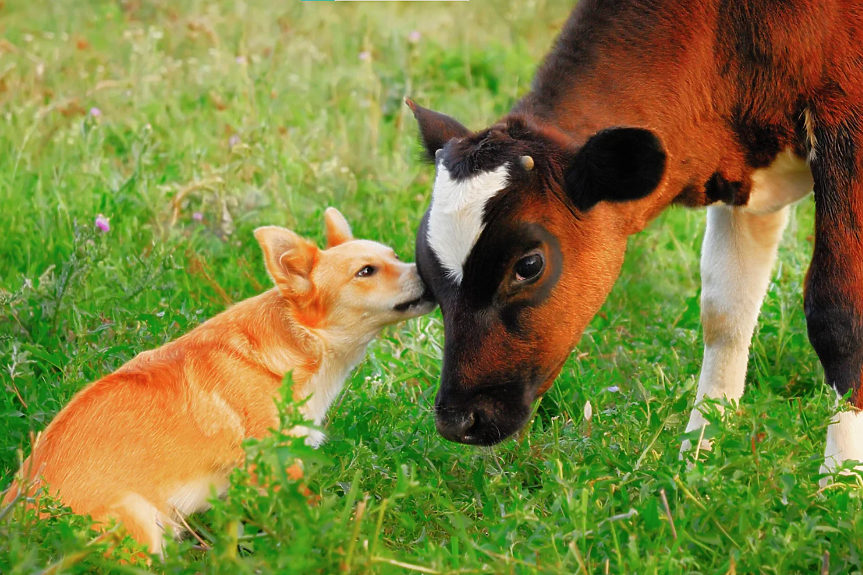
682, 203, 790, 452
804, 110, 863, 481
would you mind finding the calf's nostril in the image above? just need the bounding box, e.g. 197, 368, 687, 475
436, 406, 483, 443
461, 411, 476, 435
454, 409, 487, 443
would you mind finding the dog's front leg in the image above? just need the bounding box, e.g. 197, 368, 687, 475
682, 203, 790, 453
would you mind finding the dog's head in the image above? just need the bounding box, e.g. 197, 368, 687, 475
255, 208, 436, 334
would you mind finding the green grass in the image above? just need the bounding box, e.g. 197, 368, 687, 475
1, 0, 862, 573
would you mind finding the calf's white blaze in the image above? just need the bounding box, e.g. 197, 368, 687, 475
426, 164, 509, 283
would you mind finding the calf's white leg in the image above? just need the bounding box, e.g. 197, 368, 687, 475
681, 204, 790, 452
682, 149, 812, 454
821, 408, 863, 484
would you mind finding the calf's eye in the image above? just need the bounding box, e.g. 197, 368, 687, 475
514, 253, 544, 282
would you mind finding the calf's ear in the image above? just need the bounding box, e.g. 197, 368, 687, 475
405, 98, 471, 162
564, 127, 667, 211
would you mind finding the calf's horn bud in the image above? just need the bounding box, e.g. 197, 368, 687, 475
520, 155, 534, 171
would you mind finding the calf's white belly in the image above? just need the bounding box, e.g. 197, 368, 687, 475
744, 148, 813, 214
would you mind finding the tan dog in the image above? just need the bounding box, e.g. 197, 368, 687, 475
2, 208, 434, 554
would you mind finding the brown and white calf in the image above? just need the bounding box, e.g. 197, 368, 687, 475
408, 0, 863, 478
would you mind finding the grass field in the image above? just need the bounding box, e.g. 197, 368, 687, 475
1, 0, 862, 573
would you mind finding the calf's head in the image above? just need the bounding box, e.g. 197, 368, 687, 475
408, 100, 667, 445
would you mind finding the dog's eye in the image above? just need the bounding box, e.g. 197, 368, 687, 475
514, 253, 544, 282
356, 265, 377, 278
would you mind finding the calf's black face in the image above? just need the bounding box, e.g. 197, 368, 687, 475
408, 100, 667, 445
417, 208, 568, 445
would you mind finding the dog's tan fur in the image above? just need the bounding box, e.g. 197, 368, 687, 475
2, 208, 433, 554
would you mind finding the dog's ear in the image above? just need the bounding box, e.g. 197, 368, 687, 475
405, 98, 471, 162
254, 226, 319, 296
324, 207, 353, 248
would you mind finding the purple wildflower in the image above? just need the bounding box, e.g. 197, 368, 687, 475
358, 51, 371, 62
606, 385, 620, 393
228, 134, 241, 149
408, 30, 421, 43
235, 55, 247, 65
95, 214, 110, 232
89, 107, 102, 117
192, 211, 204, 222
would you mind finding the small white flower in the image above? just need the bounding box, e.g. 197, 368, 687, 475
583, 400, 593, 421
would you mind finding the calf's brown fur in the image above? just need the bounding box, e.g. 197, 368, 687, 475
409, 0, 863, 469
